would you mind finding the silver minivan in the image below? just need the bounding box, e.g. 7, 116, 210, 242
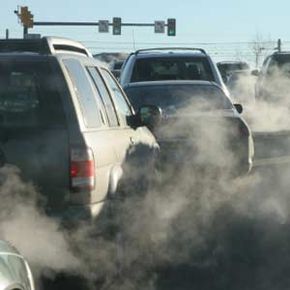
0, 37, 159, 222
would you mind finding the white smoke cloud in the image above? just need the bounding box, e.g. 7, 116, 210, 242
0, 166, 80, 284
2, 64, 290, 290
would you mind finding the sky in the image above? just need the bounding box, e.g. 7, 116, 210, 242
1, 0, 289, 63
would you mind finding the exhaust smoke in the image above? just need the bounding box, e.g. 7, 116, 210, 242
2, 69, 290, 290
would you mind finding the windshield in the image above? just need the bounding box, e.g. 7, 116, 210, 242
131, 57, 214, 82
125, 84, 233, 112
267, 55, 290, 76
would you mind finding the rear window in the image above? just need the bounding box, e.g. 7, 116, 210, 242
267, 55, 290, 75
131, 57, 214, 82
125, 84, 233, 112
0, 59, 65, 128
218, 63, 249, 72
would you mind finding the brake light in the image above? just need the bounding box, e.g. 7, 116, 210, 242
70, 148, 95, 192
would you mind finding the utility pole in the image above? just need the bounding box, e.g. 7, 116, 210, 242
5, 29, 9, 39
277, 38, 282, 52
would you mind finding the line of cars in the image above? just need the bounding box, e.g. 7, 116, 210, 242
0, 37, 256, 288
215, 50, 290, 104
215, 51, 290, 165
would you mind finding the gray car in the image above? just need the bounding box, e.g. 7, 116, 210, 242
0, 37, 159, 223
255, 51, 290, 101
217, 61, 250, 83
119, 48, 228, 93
0, 240, 34, 290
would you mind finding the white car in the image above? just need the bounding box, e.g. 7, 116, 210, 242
0, 240, 34, 290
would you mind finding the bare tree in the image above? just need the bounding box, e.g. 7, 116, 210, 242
251, 34, 275, 68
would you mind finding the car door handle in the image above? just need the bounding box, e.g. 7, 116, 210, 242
130, 137, 135, 145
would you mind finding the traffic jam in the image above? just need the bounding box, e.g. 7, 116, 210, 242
1, 4, 290, 290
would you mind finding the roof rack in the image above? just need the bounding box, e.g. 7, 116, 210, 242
0, 36, 92, 57
135, 47, 206, 55
273, 50, 290, 55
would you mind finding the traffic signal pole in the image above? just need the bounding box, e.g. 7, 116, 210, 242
23, 26, 28, 38
32, 21, 163, 27
32, 20, 175, 35
15, 7, 176, 37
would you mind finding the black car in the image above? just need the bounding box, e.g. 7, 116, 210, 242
124, 80, 254, 175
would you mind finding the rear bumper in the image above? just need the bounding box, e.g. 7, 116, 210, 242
46, 201, 106, 226
157, 135, 254, 176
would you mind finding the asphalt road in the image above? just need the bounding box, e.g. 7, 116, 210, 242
39, 131, 290, 290
39, 160, 290, 290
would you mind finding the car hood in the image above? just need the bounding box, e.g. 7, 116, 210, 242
163, 108, 237, 118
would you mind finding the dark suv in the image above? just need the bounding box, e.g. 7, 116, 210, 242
216, 61, 250, 83
119, 47, 228, 93
255, 51, 290, 101
0, 37, 158, 221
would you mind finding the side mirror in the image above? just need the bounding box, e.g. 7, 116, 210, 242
138, 105, 162, 130
234, 103, 243, 114
251, 69, 259, 76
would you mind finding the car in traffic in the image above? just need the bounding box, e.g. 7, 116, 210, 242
255, 51, 290, 101
217, 61, 250, 83
110, 60, 124, 79
0, 37, 159, 223
226, 70, 257, 105
119, 47, 228, 93
0, 240, 35, 290
124, 80, 254, 175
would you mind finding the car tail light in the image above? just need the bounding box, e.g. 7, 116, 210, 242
70, 147, 95, 192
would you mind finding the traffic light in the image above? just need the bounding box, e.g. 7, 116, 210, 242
167, 18, 176, 36
112, 17, 121, 35
20, 6, 33, 28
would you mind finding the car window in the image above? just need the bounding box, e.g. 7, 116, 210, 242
0, 60, 66, 128
63, 59, 105, 128
87, 67, 119, 127
131, 57, 214, 82
101, 69, 132, 125
125, 84, 233, 112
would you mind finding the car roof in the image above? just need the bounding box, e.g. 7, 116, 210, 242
134, 51, 207, 59
0, 36, 92, 58
0, 53, 53, 59
0, 48, 107, 70
217, 61, 248, 65
124, 80, 220, 88
272, 51, 290, 55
